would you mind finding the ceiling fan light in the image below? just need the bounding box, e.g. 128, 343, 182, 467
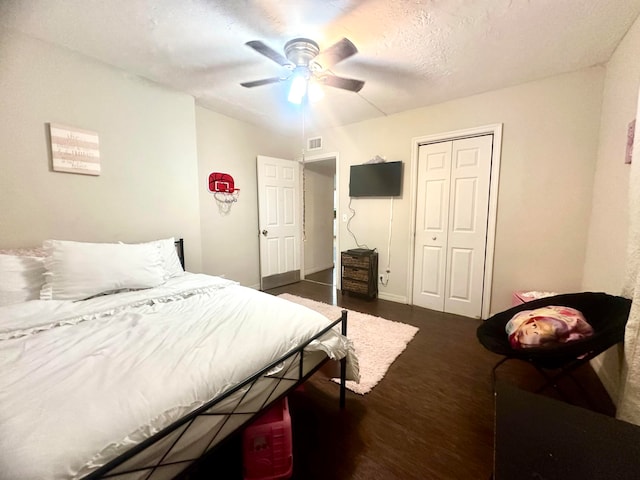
308, 81, 324, 103
288, 75, 307, 104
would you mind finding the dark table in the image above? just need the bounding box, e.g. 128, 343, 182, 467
494, 381, 640, 479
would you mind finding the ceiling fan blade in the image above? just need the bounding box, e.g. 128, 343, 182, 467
321, 75, 365, 93
240, 77, 283, 88
314, 38, 358, 69
245, 40, 292, 67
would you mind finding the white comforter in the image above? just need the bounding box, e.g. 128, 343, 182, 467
0, 274, 355, 480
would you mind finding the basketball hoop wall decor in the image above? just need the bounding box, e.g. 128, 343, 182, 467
208, 172, 240, 215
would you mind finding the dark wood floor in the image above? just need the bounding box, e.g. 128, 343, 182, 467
188, 275, 615, 480
303, 268, 336, 286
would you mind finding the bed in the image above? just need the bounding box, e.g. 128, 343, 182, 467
0, 238, 358, 480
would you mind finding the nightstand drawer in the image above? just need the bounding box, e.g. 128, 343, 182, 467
341, 253, 370, 269
343, 266, 369, 282
342, 278, 369, 294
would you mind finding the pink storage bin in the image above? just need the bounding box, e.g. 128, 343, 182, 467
512, 290, 558, 306
243, 398, 293, 480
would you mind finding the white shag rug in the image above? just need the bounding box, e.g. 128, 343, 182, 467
278, 293, 419, 395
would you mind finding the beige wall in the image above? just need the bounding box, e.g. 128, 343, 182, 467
583, 14, 640, 403
312, 67, 605, 313
584, 17, 640, 294
195, 106, 296, 287
0, 30, 203, 270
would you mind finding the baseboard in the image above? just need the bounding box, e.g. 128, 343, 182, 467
335, 289, 407, 303
304, 264, 334, 276
378, 292, 408, 303
590, 354, 620, 406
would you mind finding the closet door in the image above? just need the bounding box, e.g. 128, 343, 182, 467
444, 135, 492, 317
412, 141, 452, 312
412, 135, 492, 318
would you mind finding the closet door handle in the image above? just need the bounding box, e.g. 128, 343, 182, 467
432, 236, 437, 241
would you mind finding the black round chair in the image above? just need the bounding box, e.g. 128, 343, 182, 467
477, 292, 631, 400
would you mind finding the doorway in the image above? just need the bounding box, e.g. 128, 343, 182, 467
302, 154, 338, 287
409, 125, 502, 319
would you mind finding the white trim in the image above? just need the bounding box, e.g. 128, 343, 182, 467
590, 356, 618, 403
298, 159, 304, 280
299, 151, 340, 283
407, 124, 502, 319
378, 292, 408, 303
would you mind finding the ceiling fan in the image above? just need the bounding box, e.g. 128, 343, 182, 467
240, 37, 365, 102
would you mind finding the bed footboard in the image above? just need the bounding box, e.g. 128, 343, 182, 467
82, 310, 349, 480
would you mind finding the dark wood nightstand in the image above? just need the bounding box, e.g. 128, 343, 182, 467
341, 249, 378, 298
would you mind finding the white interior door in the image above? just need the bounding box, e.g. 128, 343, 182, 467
444, 136, 492, 317
412, 135, 492, 318
257, 155, 301, 290
412, 141, 452, 312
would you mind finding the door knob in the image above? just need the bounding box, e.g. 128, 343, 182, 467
432, 236, 437, 241
262, 229, 268, 236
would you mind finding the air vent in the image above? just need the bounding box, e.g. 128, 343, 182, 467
307, 136, 322, 151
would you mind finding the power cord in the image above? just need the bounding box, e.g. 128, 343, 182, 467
379, 197, 394, 287
346, 197, 369, 249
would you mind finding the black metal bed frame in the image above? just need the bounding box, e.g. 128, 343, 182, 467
80, 239, 348, 479
174, 239, 185, 271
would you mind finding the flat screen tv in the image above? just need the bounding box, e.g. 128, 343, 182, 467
349, 161, 403, 197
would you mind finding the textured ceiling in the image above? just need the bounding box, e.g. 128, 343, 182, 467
2, 0, 640, 135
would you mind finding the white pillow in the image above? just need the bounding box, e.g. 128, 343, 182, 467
40, 240, 167, 301
147, 238, 184, 277
0, 254, 45, 306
